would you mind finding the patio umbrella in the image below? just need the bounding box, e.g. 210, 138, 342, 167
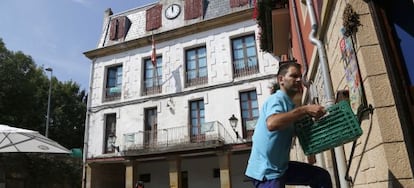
0, 124, 70, 153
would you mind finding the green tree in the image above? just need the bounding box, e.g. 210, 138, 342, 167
49, 80, 86, 148
0, 38, 46, 131
0, 38, 86, 148
0, 38, 86, 187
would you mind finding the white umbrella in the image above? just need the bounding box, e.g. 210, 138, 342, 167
0, 124, 70, 153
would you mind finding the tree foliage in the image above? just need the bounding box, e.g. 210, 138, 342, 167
0, 38, 86, 187
0, 38, 86, 149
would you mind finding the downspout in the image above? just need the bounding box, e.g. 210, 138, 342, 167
292, 0, 327, 169
305, 0, 350, 188
82, 58, 96, 188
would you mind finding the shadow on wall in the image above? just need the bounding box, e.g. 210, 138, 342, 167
161, 65, 182, 93
350, 112, 374, 185
388, 170, 404, 188
172, 65, 182, 93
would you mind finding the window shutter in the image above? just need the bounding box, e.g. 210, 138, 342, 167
109, 16, 131, 40
117, 18, 124, 39
239, 0, 249, 6
230, 0, 239, 7
230, 0, 249, 7
185, 0, 203, 20
109, 19, 118, 40
116, 16, 131, 39
146, 4, 162, 31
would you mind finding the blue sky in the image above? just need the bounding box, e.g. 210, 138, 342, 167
0, 0, 157, 90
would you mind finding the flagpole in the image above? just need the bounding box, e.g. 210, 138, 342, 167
151, 32, 160, 92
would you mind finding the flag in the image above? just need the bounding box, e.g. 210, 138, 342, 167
151, 35, 156, 67
253, 0, 258, 19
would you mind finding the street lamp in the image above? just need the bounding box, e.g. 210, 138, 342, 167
45, 67, 53, 138
229, 114, 239, 139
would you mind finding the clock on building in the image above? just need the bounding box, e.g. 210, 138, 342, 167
165, 4, 181, 19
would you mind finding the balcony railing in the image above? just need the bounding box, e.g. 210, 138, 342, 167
233, 65, 259, 78
121, 121, 236, 154
185, 76, 208, 87
104, 87, 121, 101
142, 86, 162, 96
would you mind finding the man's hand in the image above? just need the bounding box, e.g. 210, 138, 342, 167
304, 105, 326, 119
266, 104, 326, 131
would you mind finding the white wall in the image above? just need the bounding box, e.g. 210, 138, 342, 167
87, 18, 280, 158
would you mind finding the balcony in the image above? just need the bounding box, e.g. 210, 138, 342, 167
185, 76, 208, 87
104, 87, 121, 101
142, 85, 162, 96
120, 121, 237, 156
233, 64, 259, 78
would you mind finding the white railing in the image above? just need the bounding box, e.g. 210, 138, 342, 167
121, 121, 236, 152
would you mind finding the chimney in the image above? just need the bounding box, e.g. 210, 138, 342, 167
98, 8, 114, 47
105, 8, 113, 17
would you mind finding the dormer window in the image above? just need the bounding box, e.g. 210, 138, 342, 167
109, 16, 131, 40
146, 4, 162, 31
184, 0, 203, 20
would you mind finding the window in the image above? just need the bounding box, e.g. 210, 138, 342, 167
213, 168, 220, 178
231, 35, 259, 77
143, 57, 162, 95
144, 107, 157, 147
104, 113, 116, 153
105, 65, 122, 101
185, 46, 208, 87
109, 16, 131, 40
139, 173, 151, 183
382, 1, 414, 96
239, 90, 259, 139
189, 99, 205, 142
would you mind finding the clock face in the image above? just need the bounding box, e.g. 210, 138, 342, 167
165, 4, 181, 19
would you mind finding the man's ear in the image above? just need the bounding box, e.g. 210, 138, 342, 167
277, 75, 284, 85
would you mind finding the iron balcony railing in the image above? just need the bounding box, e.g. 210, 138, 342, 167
121, 121, 236, 153
104, 87, 121, 101
185, 76, 208, 87
142, 85, 162, 96
233, 65, 259, 78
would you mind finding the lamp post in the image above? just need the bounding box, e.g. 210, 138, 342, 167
45, 67, 53, 138
229, 114, 239, 139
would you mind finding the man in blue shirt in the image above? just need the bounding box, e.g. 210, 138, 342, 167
245, 62, 332, 188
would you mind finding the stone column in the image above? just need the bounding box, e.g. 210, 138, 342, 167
85, 164, 92, 188
218, 151, 232, 188
125, 160, 137, 188
168, 156, 181, 188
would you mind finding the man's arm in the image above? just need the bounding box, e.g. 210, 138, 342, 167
266, 104, 325, 131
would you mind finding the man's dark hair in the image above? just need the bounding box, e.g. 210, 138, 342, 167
277, 62, 301, 76
270, 62, 301, 94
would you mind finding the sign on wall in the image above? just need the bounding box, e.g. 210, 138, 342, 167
339, 32, 365, 114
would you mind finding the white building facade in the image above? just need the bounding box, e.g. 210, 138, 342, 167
83, 1, 282, 188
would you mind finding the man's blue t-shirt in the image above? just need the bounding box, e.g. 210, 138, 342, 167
245, 90, 295, 181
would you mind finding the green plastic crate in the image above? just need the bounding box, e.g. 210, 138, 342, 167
295, 101, 362, 155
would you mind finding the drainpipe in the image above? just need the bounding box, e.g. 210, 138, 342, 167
82, 58, 96, 188
305, 0, 349, 188
292, 0, 326, 169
